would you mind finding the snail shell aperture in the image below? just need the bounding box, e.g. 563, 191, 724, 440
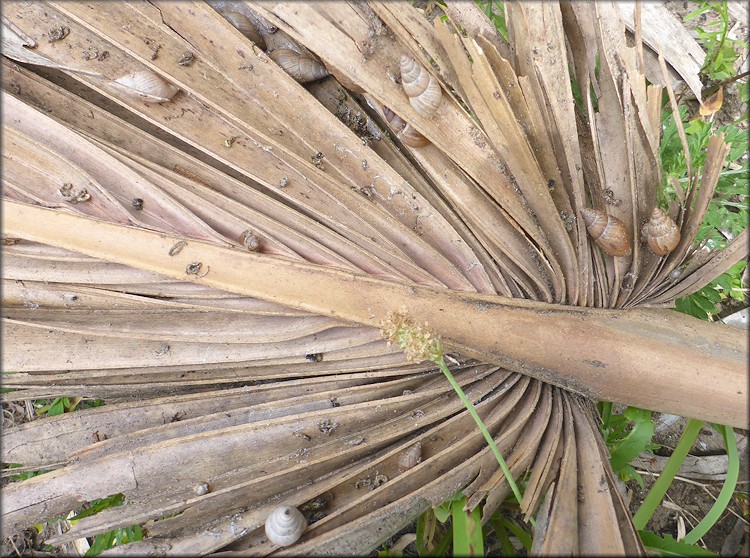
382, 106, 430, 148
110, 71, 179, 104
644, 207, 680, 256
269, 49, 330, 83
400, 55, 442, 118
579, 208, 632, 257
265, 505, 306, 547
217, 10, 267, 50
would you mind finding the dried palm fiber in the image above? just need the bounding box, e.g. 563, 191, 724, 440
1, 1, 746, 556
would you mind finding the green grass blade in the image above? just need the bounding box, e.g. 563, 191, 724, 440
452, 496, 484, 557
436, 359, 527, 515
681, 425, 739, 545
488, 515, 515, 556
633, 419, 703, 529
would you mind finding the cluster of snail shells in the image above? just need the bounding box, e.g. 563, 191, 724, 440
579, 208, 632, 257
264, 505, 307, 547
110, 71, 180, 104
643, 207, 680, 256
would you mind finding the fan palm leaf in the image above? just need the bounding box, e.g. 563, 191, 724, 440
2, 1, 746, 555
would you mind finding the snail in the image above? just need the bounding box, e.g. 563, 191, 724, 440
110, 70, 179, 104
579, 208, 632, 257
400, 55, 442, 118
643, 207, 680, 256
382, 106, 430, 148
216, 10, 266, 50
398, 442, 422, 472
193, 482, 210, 496
239, 229, 261, 251
269, 49, 330, 83
264, 505, 306, 547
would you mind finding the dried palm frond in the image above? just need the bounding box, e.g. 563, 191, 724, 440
2, 1, 746, 555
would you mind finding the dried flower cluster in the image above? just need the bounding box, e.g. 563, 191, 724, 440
381, 309, 443, 363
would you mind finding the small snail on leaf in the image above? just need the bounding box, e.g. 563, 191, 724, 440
110, 70, 179, 104
398, 442, 422, 472
643, 207, 680, 256
580, 208, 632, 257
269, 49, 330, 83
265, 505, 306, 547
400, 55, 442, 119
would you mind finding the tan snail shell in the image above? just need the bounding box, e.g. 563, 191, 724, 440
580, 208, 632, 257
218, 10, 266, 50
400, 55, 442, 118
111, 71, 179, 104
269, 49, 330, 83
382, 106, 430, 148
644, 207, 680, 256
398, 442, 422, 472
264, 506, 306, 547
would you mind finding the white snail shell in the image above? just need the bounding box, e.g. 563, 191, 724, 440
645, 207, 680, 256
382, 106, 430, 148
400, 55, 442, 118
193, 482, 210, 496
269, 49, 330, 83
398, 442, 422, 472
110, 71, 179, 104
217, 10, 266, 50
580, 208, 632, 257
265, 506, 306, 547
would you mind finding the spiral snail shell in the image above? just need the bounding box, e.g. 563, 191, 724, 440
110, 71, 179, 104
400, 55, 442, 118
269, 49, 330, 83
264, 505, 306, 547
217, 10, 266, 50
580, 208, 632, 257
644, 207, 680, 256
382, 106, 430, 148
239, 229, 261, 251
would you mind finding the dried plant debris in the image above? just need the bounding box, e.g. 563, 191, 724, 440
58, 183, 90, 203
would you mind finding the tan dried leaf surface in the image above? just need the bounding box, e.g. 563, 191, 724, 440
2, 1, 746, 556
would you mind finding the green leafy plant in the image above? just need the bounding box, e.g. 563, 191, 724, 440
477, 0, 508, 42
659, 104, 749, 321
598, 404, 658, 488
34, 397, 105, 417
686, 1, 748, 82
68, 494, 143, 556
